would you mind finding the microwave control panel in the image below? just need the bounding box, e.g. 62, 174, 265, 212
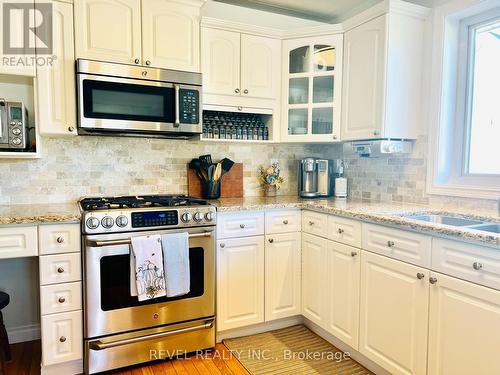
179, 89, 199, 124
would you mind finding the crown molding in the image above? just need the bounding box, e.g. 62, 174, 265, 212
201, 16, 284, 38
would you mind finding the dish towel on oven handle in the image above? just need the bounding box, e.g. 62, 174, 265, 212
161, 232, 190, 297
130, 234, 166, 301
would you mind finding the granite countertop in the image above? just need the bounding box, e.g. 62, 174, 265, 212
0, 203, 81, 225
212, 196, 500, 248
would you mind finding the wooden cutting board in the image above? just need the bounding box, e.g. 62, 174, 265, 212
188, 163, 243, 198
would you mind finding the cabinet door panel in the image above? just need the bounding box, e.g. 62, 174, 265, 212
37, 1, 76, 136
428, 272, 500, 375
326, 241, 360, 349
142, 0, 200, 72
216, 236, 264, 331
240, 34, 280, 99
341, 15, 386, 141
74, 0, 141, 64
265, 232, 301, 321
201, 28, 240, 96
359, 251, 429, 375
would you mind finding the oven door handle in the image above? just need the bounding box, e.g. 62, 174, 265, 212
174, 84, 180, 128
88, 231, 213, 247
89, 320, 214, 351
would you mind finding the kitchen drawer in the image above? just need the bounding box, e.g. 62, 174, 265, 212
41, 310, 83, 366
39, 223, 81, 255
432, 238, 500, 290
362, 223, 431, 267
328, 216, 362, 248
40, 282, 82, 315
216, 211, 264, 239
265, 209, 301, 234
302, 211, 328, 238
0, 225, 38, 259
40, 253, 81, 286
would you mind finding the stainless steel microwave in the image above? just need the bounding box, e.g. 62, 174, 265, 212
77, 59, 202, 138
0, 99, 27, 149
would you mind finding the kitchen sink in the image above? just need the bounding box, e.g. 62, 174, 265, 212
403, 214, 485, 227
468, 223, 500, 234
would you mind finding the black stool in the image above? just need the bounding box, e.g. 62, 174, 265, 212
0, 292, 11, 365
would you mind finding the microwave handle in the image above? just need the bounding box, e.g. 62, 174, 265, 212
0, 98, 5, 138
174, 84, 180, 128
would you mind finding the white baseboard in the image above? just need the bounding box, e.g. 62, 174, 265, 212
7, 323, 41, 344
41, 359, 83, 375
303, 318, 390, 375
216, 315, 303, 342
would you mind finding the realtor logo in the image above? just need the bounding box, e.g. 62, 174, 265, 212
2, 2, 52, 55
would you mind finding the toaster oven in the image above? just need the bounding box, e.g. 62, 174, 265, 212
0, 99, 27, 149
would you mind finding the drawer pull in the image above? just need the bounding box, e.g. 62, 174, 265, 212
416, 273, 425, 279
387, 240, 395, 248
429, 277, 438, 284
283, 220, 289, 225
338, 228, 345, 234
58, 297, 66, 303
351, 251, 358, 257
220, 243, 226, 248
240, 224, 246, 229
57, 267, 65, 274
268, 238, 274, 243
473, 262, 483, 270
309, 221, 314, 226
59, 336, 67, 343
56, 236, 64, 243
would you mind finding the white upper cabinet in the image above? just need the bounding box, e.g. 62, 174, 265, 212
201, 27, 281, 101
282, 35, 343, 143
74, 0, 202, 71
74, 0, 142, 65
37, 0, 77, 136
341, 8, 428, 141
141, 0, 201, 72
201, 28, 241, 97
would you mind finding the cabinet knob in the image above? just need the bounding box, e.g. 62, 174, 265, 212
333, 135, 337, 140
416, 273, 425, 279
59, 336, 66, 343
337, 228, 344, 234
67, 126, 75, 132
134, 58, 140, 64
243, 89, 249, 94
56, 236, 64, 243
239, 224, 245, 229
145, 60, 151, 66
57, 267, 64, 274
234, 88, 240, 94
309, 221, 314, 226
142, 71, 148, 77
429, 277, 438, 284
283, 220, 289, 225
268, 238, 274, 243
387, 240, 395, 248
351, 251, 358, 257
58, 297, 66, 303
373, 130, 380, 136
220, 243, 225, 248
473, 262, 483, 270
237, 106, 243, 111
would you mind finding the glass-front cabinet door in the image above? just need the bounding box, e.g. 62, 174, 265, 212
282, 35, 343, 142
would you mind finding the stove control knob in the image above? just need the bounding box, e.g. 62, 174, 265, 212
205, 211, 216, 221
193, 212, 203, 222
86, 216, 100, 230
181, 212, 192, 222
101, 216, 114, 229
116, 215, 128, 227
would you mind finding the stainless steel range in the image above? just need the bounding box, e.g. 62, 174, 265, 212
80, 195, 216, 374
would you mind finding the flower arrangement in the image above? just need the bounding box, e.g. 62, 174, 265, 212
258, 163, 285, 196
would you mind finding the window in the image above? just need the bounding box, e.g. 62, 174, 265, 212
427, 1, 500, 199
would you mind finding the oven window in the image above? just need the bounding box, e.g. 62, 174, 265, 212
100, 247, 204, 311
82, 79, 175, 122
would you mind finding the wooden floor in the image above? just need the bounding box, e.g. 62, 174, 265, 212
3, 341, 249, 375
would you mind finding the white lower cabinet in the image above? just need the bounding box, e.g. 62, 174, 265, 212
41, 310, 83, 366
325, 241, 360, 349
301, 233, 328, 327
359, 250, 429, 375
265, 232, 301, 321
216, 236, 265, 331
428, 271, 500, 375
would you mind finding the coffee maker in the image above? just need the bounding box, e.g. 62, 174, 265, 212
299, 158, 343, 198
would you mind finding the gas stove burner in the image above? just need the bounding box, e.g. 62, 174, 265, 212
79, 195, 209, 211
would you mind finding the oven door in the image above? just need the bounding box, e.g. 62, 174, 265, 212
83, 227, 215, 339
77, 73, 201, 136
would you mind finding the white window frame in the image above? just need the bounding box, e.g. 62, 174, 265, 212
427, 0, 500, 200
